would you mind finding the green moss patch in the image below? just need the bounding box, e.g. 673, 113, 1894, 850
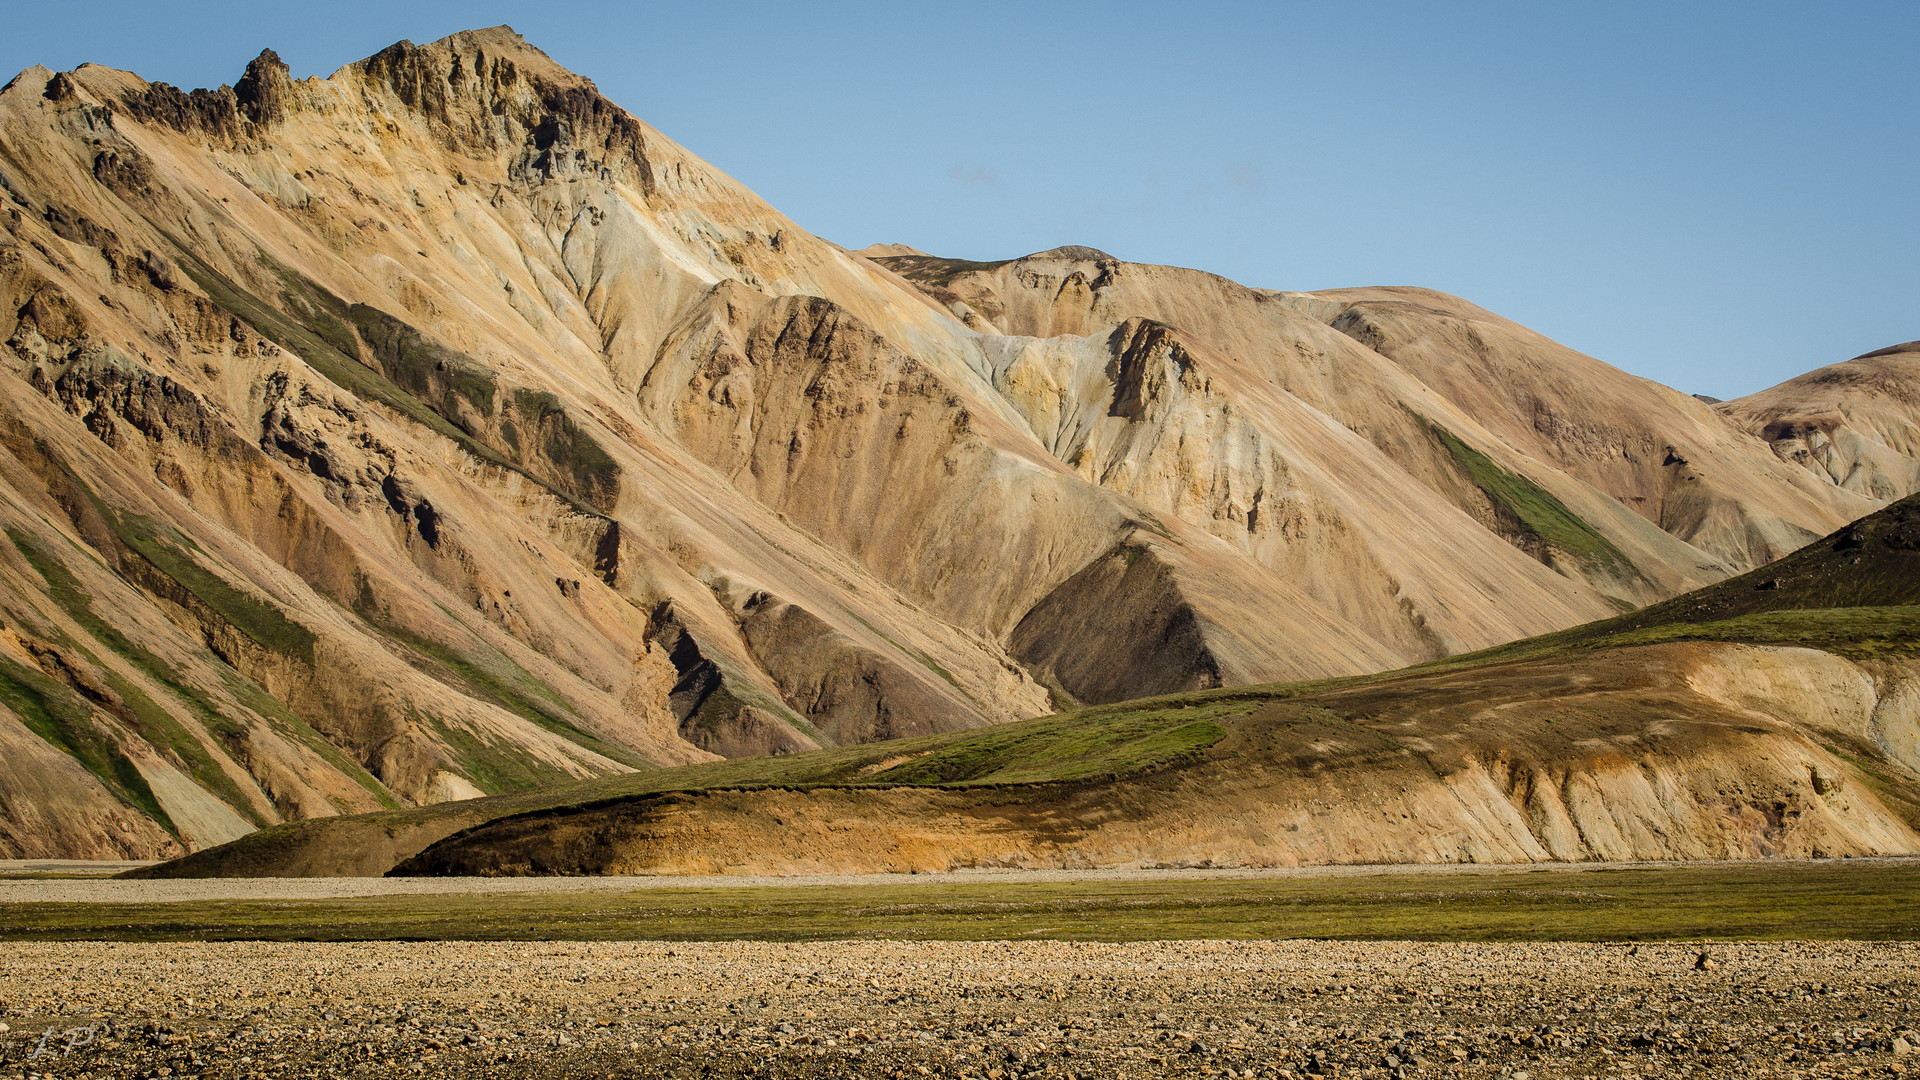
865, 708, 1232, 786
174, 247, 505, 463
0, 655, 175, 835
348, 304, 497, 420
216, 671, 399, 811
102, 511, 315, 664
1592, 606, 1920, 660
1421, 416, 1635, 578
871, 255, 1011, 288
27, 862, 1920, 942
509, 389, 621, 511
1427, 606, 1920, 676
269, 264, 362, 361
169, 244, 608, 521
428, 712, 586, 794
361, 615, 654, 781
846, 612, 967, 699
9, 528, 370, 822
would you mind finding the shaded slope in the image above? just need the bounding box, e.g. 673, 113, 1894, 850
1424, 490, 1920, 669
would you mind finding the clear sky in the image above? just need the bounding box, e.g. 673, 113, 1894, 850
6, 1, 1915, 398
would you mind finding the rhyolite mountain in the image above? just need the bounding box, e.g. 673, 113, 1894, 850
136, 491, 1920, 879
0, 28, 1907, 859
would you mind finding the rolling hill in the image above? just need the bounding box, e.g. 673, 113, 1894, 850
133, 492, 1920, 878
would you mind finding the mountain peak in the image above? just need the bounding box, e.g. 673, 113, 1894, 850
444, 24, 527, 45
1025, 245, 1117, 262
852, 243, 930, 258
234, 48, 293, 124
1854, 340, 1920, 361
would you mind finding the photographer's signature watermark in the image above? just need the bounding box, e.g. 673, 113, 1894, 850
28, 1024, 98, 1060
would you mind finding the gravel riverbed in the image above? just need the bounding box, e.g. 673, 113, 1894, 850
1, 940, 1915, 1079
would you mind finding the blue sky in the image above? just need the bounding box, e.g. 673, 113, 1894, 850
6, 1, 1915, 398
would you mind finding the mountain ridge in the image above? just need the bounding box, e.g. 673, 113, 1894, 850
0, 27, 1909, 859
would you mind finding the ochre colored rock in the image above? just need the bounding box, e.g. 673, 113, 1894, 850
0, 28, 1908, 859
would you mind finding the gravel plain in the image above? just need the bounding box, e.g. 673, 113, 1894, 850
1, 939, 1915, 1080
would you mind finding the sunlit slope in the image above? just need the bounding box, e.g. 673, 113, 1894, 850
876, 253, 1875, 613
1721, 342, 1920, 503
4, 26, 1912, 859
135, 495, 1920, 878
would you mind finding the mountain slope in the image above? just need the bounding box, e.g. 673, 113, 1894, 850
0, 28, 1907, 859
0, 30, 1385, 856
876, 251, 1873, 601
1720, 342, 1920, 502
135, 492, 1920, 878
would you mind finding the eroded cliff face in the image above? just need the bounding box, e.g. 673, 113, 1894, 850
0, 29, 1906, 858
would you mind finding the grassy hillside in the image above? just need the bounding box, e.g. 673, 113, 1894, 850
1411, 489, 1920, 671
131, 494, 1920, 879
127, 700, 1245, 878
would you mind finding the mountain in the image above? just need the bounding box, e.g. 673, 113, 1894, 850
133, 492, 1920, 878
1719, 342, 1920, 502
0, 28, 1903, 859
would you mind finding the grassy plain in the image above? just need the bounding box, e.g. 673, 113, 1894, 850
20, 861, 1920, 943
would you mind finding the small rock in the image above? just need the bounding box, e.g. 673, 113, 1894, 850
1894, 1036, 1914, 1056
1694, 952, 1718, 971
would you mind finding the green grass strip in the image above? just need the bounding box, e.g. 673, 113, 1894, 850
1422, 415, 1635, 577
167, 242, 609, 521
10, 862, 1918, 942
104, 512, 316, 664
0, 655, 176, 835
